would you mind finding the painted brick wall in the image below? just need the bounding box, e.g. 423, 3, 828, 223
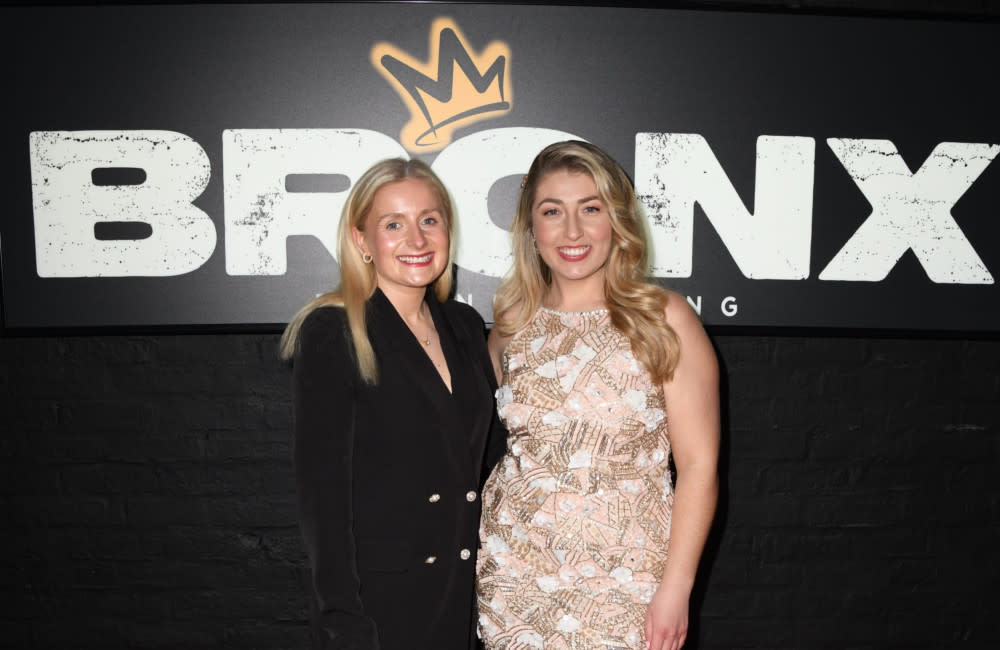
4, 332, 997, 648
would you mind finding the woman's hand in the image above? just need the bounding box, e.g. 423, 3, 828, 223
644, 585, 689, 650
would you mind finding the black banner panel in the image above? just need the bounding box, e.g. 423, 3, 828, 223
2, 4, 998, 330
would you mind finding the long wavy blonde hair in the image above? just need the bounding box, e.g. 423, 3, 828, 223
493, 140, 680, 384
279, 158, 455, 384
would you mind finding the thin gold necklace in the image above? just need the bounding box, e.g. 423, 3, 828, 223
414, 317, 435, 346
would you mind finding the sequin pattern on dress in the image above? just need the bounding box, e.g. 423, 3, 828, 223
477, 307, 673, 650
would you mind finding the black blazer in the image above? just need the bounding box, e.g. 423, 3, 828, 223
292, 288, 506, 650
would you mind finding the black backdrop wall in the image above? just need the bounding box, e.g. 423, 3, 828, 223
3, 1, 999, 648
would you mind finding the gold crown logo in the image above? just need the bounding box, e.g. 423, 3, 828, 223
372, 17, 513, 152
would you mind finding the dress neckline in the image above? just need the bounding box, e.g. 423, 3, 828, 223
538, 305, 609, 317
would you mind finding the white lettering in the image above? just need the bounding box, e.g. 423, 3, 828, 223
28, 129, 996, 291
635, 133, 816, 279
29, 130, 214, 277
821, 139, 997, 283
721, 296, 738, 317
223, 129, 406, 275
686, 295, 702, 315
433, 127, 581, 278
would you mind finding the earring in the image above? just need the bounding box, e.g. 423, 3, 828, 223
362, 252, 373, 264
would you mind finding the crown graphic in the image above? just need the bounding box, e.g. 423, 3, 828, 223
372, 17, 512, 152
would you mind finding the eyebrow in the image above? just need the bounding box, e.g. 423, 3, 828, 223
374, 207, 442, 222
535, 195, 602, 207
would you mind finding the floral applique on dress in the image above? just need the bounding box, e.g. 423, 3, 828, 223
477, 308, 673, 650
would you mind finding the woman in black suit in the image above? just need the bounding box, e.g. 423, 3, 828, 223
280, 158, 505, 650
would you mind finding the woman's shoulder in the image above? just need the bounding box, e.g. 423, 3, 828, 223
660, 289, 717, 371
297, 304, 350, 352
493, 299, 532, 330
441, 298, 486, 332
661, 289, 700, 330
487, 302, 527, 358
301, 303, 347, 328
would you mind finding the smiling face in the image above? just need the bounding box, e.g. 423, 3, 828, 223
352, 177, 450, 300
531, 168, 613, 293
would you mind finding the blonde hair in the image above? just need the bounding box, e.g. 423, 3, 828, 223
493, 140, 680, 384
279, 158, 454, 383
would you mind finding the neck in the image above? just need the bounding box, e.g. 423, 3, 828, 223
379, 284, 430, 322
544, 274, 606, 312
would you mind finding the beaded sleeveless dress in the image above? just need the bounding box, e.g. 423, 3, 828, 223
477, 307, 673, 650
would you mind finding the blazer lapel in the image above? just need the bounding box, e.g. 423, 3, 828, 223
434, 299, 494, 485
367, 289, 466, 473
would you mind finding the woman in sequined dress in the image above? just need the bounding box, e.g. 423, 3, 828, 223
476, 141, 719, 650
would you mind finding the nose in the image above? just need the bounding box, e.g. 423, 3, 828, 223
565, 212, 582, 240
409, 220, 428, 248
